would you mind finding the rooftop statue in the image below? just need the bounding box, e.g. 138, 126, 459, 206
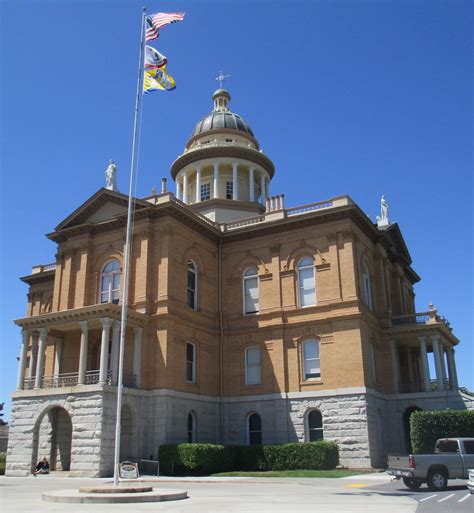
376, 194, 390, 228
105, 160, 118, 191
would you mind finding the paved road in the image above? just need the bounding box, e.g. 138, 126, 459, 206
0, 474, 416, 513
370, 480, 473, 513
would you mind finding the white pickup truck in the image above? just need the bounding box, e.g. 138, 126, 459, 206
387, 437, 474, 491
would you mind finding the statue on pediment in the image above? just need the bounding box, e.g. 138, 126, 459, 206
376, 194, 390, 228
105, 160, 118, 191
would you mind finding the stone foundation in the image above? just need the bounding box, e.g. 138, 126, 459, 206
6, 385, 474, 476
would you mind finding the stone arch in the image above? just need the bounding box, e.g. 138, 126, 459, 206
285, 245, 326, 272
31, 404, 73, 472
403, 406, 422, 453
237, 256, 268, 276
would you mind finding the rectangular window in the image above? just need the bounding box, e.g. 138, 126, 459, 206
200, 182, 210, 201
226, 181, 233, 200
100, 275, 110, 303
186, 343, 196, 383
299, 267, 316, 306
244, 278, 259, 314
303, 341, 320, 379
245, 347, 261, 385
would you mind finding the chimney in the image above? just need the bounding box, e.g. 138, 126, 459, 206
161, 177, 167, 194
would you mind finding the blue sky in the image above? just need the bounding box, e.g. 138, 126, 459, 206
1, 0, 472, 420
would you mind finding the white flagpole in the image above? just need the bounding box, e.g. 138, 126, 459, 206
113, 7, 147, 487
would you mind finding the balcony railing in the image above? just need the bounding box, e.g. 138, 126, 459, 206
286, 200, 334, 217
391, 312, 431, 326
398, 379, 455, 393
23, 370, 112, 390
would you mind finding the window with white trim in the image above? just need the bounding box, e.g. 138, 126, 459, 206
363, 264, 373, 310
245, 346, 261, 385
187, 412, 196, 443
247, 413, 262, 445
307, 410, 324, 441
100, 259, 121, 304
302, 339, 320, 380
297, 257, 316, 307
226, 181, 233, 200
187, 260, 197, 310
200, 182, 210, 201
243, 267, 259, 314
186, 342, 196, 383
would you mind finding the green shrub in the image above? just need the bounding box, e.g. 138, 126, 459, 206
410, 410, 474, 454
158, 441, 339, 475
0, 452, 5, 476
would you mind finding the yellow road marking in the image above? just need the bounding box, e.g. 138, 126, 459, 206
345, 484, 367, 488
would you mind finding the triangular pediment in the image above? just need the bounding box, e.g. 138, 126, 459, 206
384, 223, 412, 264
55, 188, 149, 231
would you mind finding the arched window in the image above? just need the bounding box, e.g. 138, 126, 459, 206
363, 264, 373, 310
307, 410, 324, 441
186, 342, 196, 383
297, 257, 316, 307
302, 339, 320, 380
245, 346, 261, 385
187, 260, 197, 310
247, 413, 262, 445
187, 412, 197, 443
243, 267, 259, 314
100, 259, 121, 304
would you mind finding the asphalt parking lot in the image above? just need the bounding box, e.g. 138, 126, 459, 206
0, 474, 472, 513
370, 480, 473, 513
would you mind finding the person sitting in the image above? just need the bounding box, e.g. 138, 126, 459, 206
33, 457, 50, 475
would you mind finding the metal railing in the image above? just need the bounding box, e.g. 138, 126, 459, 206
286, 200, 334, 216
222, 215, 266, 231
391, 312, 431, 326
23, 370, 112, 389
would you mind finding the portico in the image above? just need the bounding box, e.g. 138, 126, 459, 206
386, 308, 459, 394
15, 304, 147, 391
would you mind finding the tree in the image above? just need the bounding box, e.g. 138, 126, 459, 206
0, 403, 7, 426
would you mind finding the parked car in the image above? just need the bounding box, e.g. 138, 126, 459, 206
387, 438, 474, 491
467, 468, 474, 494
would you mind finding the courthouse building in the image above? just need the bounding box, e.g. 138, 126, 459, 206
6, 89, 473, 476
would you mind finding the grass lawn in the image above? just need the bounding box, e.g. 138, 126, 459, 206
211, 469, 375, 478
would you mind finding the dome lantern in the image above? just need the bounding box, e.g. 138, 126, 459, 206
213, 89, 231, 112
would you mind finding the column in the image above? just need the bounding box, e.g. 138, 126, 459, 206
78, 320, 89, 385
390, 339, 400, 393
418, 336, 431, 392
213, 161, 219, 199
110, 320, 120, 385
260, 172, 266, 205
431, 336, 444, 391
176, 179, 181, 200
34, 328, 48, 389
182, 172, 188, 204
446, 348, 458, 389
195, 166, 201, 203
438, 341, 447, 388
133, 327, 143, 388
53, 338, 63, 383
99, 317, 112, 384
28, 332, 39, 380
248, 166, 255, 201
232, 162, 239, 200
16, 330, 29, 390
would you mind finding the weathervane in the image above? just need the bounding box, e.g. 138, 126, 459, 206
216, 70, 231, 88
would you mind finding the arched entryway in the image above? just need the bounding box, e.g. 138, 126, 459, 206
120, 404, 134, 461
403, 406, 422, 453
32, 406, 72, 472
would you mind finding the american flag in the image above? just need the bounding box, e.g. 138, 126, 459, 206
146, 12, 185, 41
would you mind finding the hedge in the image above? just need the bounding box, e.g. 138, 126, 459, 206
410, 410, 474, 454
0, 453, 5, 476
158, 441, 339, 475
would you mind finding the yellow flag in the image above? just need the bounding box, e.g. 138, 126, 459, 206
143, 67, 176, 93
